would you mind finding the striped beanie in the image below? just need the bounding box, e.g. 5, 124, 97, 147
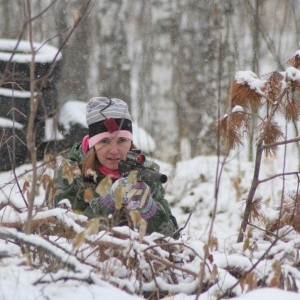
86, 97, 133, 148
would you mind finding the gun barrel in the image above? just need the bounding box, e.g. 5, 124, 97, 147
139, 168, 168, 183
118, 161, 168, 183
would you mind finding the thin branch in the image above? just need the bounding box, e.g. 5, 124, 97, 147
237, 88, 288, 242
263, 136, 300, 150
30, 0, 58, 22
258, 171, 300, 184
144, 251, 198, 278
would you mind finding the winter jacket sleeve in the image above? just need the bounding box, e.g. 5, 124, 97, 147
145, 179, 179, 238
53, 143, 90, 215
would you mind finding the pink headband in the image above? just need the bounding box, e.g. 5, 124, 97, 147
88, 130, 133, 148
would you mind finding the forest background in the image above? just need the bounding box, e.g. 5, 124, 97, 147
1, 1, 300, 300
1, 0, 296, 163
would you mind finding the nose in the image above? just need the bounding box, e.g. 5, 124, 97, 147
108, 139, 119, 153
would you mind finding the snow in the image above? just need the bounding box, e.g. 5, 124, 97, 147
285, 67, 300, 81
0, 117, 23, 129
230, 288, 300, 300
44, 117, 65, 141
235, 71, 266, 94
0, 87, 35, 98
232, 105, 244, 113
59, 100, 87, 132
0, 39, 62, 63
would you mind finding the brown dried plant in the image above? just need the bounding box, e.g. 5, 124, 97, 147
96, 175, 112, 198
85, 168, 98, 183
22, 181, 30, 194
285, 101, 300, 122
40, 174, 56, 208
114, 185, 125, 210
249, 199, 262, 223
129, 210, 142, 229
258, 120, 284, 156
83, 188, 94, 202
128, 210, 148, 242
261, 71, 284, 103
61, 162, 81, 185
216, 112, 248, 151
240, 195, 263, 224
43, 154, 57, 170
245, 272, 258, 292
231, 81, 262, 111
269, 260, 283, 288
287, 51, 300, 69
275, 194, 300, 232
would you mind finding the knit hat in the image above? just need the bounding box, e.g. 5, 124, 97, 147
86, 97, 133, 148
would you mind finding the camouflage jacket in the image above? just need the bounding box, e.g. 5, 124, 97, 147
54, 142, 179, 238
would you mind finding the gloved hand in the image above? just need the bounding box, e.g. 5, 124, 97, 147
125, 181, 157, 220
95, 177, 158, 220
89, 175, 116, 213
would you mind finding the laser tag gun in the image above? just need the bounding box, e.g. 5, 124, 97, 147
118, 149, 168, 184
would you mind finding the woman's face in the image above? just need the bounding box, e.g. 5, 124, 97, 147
94, 137, 131, 170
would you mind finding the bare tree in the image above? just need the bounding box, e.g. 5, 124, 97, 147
0, 0, 92, 233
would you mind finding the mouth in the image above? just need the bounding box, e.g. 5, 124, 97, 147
107, 158, 121, 162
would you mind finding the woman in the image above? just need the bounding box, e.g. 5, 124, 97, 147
54, 97, 179, 238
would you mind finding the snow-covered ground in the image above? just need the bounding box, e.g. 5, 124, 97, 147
1, 141, 300, 299
1, 101, 300, 299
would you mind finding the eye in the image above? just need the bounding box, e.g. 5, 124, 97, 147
119, 137, 129, 144
100, 138, 110, 145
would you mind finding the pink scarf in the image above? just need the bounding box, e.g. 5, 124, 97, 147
98, 164, 121, 180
